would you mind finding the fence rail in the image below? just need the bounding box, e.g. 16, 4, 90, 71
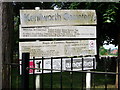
10, 53, 118, 89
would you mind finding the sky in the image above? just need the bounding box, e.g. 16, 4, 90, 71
103, 44, 118, 50
103, 41, 118, 50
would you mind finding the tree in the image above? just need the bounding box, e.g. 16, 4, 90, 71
99, 46, 108, 55
0, 2, 13, 89
13, 2, 120, 45
12, 2, 120, 88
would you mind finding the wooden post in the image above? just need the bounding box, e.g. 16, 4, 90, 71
0, 1, 13, 89
116, 33, 120, 89
116, 4, 120, 89
118, 30, 120, 89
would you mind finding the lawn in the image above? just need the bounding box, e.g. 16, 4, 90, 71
11, 68, 116, 89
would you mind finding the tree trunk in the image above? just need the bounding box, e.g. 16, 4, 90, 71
0, 1, 13, 89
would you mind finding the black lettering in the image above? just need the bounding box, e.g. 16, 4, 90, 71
36, 61, 41, 72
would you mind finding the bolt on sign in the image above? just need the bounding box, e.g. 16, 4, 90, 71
19, 26, 96, 39
20, 10, 97, 27
19, 40, 97, 59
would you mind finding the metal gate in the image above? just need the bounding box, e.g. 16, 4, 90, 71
10, 53, 118, 89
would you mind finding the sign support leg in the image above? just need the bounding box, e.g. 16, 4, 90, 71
86, 70, 91, 90
36, 75, 41, 89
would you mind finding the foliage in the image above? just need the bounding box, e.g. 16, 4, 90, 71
67, 2, 119, 45
13, 2, 120, 46
11, 3, 119, 88
99, 46, 108, 55
13, 16, 19, 51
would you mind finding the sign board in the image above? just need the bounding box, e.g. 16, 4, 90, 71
19, 40, 97, 59
20, 26, 96, 39
20, 57, 96, 74
20, 10, 97, 27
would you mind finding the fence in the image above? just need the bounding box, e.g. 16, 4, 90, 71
10, 53, 118, 89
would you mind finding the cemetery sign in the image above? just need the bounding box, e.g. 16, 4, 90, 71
19, 40, 97, 59
20, 10, 97, 27
20, 26, 96, 39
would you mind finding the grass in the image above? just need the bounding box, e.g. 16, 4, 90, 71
11, 70, 116, 89
93, 85, 115, 88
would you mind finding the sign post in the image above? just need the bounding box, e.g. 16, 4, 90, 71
34, 7, 41, 90
22, 53, 29, 89
86, 70, 91, 90
36, 75, 41, 89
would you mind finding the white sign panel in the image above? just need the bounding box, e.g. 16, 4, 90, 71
20, 57, 96, 74
19, 40, 97, 59
20, 10, 97, 27
20, 26, 96, 39
34, 59, 65, 74
65, 57, 96, 71
26, 57, 96, 74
